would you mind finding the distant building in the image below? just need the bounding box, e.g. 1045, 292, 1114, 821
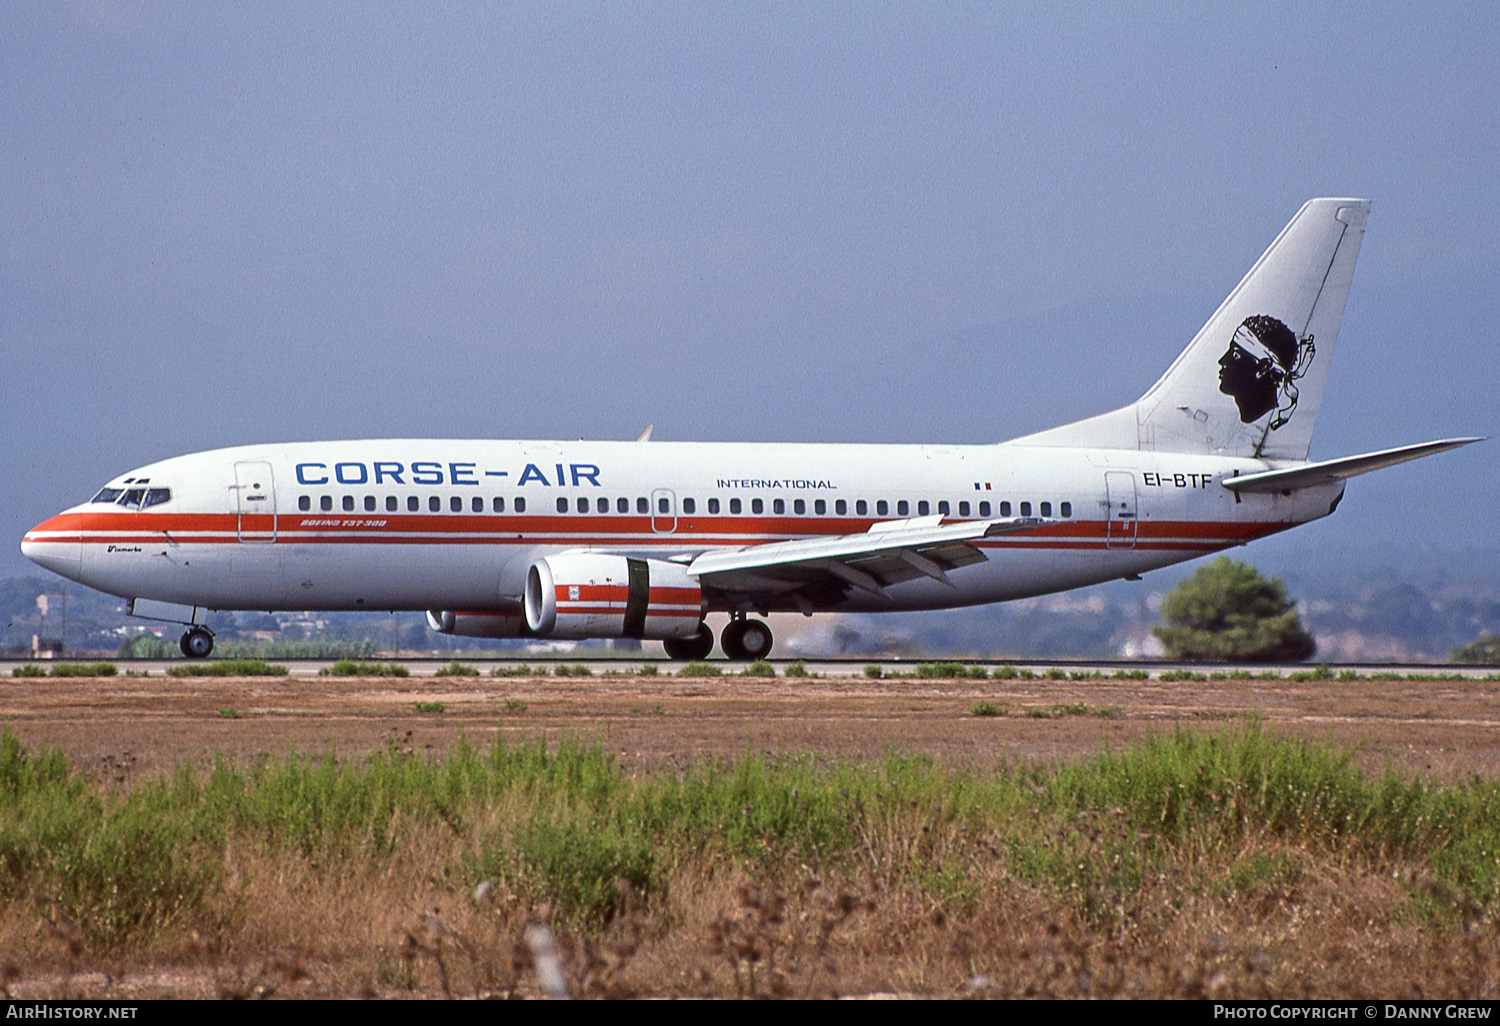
31, 635, 64, 659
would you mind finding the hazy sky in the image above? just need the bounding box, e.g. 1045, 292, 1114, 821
3, 3, 1496, 578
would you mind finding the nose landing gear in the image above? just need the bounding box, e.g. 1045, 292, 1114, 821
179, 627, 215, 659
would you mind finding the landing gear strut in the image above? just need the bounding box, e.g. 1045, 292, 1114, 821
663, 621, 714, 661
721, 616, 773, 661
180, 626, 215, 659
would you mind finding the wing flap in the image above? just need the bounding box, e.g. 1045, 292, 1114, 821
688, 516, 1047, 596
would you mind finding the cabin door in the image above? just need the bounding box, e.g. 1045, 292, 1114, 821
1105, 472, 1137, 549
234, 461, 277, 542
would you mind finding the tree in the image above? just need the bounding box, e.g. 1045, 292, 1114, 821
1153, 557, 1315, 662
1451, 635, 1500, 665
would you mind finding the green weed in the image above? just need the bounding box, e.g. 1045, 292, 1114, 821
490, 664, 539, 677
320, 660, 409, 677
915, 662, 987, 679
434, 661, 480, 677
40, 662, 118, 678
167, 660, 289, 678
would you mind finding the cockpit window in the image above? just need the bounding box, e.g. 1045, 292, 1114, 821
91, 488, 124, 504
117, 489, 147, 509
142, 488, 171, 508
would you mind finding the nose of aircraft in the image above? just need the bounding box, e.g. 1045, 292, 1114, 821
21, 516, 83, 581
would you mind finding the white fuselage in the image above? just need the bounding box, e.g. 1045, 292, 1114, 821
21, 437, 1341, 616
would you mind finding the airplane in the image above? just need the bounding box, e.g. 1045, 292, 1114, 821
21, 198, 1481, 661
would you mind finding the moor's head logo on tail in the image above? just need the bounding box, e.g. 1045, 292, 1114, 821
1217, 314, 1315, 430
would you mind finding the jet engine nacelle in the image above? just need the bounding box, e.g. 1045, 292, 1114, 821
524, 553, 702, 640
426, 609, 527, 638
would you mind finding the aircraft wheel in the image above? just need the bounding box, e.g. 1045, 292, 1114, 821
721, 618, 773, 661
738, 619, 773, 660
180, 627, 214, 659
664, 622, 714, 661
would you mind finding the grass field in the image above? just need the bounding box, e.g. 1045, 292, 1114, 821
1, 719, 1497, 998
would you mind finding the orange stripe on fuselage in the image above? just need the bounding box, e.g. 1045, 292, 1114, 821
31, 509, 1285, 552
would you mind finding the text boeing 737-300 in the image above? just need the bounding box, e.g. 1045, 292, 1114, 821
22, 199, 1481, 660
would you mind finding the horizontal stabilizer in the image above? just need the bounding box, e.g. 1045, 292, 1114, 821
1222, 438, 1483, 493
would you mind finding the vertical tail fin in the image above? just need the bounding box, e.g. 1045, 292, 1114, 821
1016, 198, 1370, 459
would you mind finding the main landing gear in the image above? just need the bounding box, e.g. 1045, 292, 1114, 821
663, 622, 714, 661
720, 616, 773, 661
661, 616, 775, 661
179, 626, 215, 659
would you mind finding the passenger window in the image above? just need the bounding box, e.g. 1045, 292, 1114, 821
365, 496, 376, 512
876, 500, 888, 516
617, 498, 628, 513
793, 499, 805, 515
857, 500, 868, 515
387, 496, 398, 512
730, 498, 742, 514
979, 501, 991, 517
958, 501, 970, 517
408, 496, 419, 512
493, 497, 505, 513
897, 500, 909, 516
472, 497, 484, 513
937, 500, 949, 515
637, 497, 648, 514
917, 500, 929, 516
1040, 502, 1052, 517
815, 499, 826, 515
557, 497, 569, 513
773, 499, 785, 514
578, 497, 590, 513
1020, 501, 1032, 516
835, 499, 846, 515
683, 498, 695, 514
299, 496, 311, 511
450, 496, 462, 513
321, 496, 334, 512
342, 496, 355, 512
1061, 502, 1072, 518
999, 501, 1011, 517
658, 497, 670, 514
708, 498, 720, 514
515, 498, 526, 513
143, 489, 170, 509
752, 498, 764, 514
429, 496, 441, 513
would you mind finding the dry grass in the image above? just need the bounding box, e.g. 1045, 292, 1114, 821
1, 722, 1498, 999
4, 667, 1500, 1000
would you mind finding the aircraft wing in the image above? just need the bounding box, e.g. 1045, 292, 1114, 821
1222, 437, 1483, 494
686, 515, 1049, 601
